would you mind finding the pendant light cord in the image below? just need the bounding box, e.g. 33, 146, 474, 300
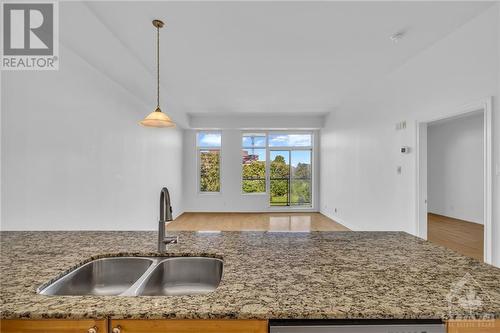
156, 25, 160, 109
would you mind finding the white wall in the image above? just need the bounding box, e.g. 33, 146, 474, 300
496, 2, 500, 267
189, 113, 326, 130
427, 113, 484, 224
320, 5, 499, 265
1, 44, 184, 231
182, 129, 319, 212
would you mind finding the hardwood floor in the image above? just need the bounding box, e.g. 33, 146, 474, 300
167, 212, 350, 232
427, 213, 483, 261
168, 212, 482, 261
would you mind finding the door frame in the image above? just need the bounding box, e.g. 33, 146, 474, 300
268, 148, 313, 207
415, 97, 493, 264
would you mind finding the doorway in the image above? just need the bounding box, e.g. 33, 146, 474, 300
269, 149, 312, 207
416, 98, 492, 264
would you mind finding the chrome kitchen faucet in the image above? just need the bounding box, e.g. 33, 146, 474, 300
158, 187, 178, 252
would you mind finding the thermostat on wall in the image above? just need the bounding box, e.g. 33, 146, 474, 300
401, 146, 410, 154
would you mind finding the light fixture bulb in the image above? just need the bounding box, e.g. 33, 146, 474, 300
390, 31, 406, 43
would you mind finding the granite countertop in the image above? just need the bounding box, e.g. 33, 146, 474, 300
1, 231, 499, 320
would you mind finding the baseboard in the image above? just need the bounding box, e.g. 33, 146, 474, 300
319, 210, 359, 231
182, 210, 320, 214
173, 211, 185, 220
428, 212, 484, 225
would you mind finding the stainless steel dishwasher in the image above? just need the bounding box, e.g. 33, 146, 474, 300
269, 320, 446, 333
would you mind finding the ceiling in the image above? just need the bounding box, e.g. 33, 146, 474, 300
59, 1, 493, 128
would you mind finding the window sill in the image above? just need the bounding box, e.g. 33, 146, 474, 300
198, 192, 222, 195
268, 205, 314, 210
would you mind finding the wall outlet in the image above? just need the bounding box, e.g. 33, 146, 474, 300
400, 146, 410, 154
395, 121, 407, 130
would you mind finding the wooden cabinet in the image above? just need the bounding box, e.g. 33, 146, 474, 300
446, 320, 500, 333
109, 320, 268, 333
0, 319, 268, 333
6, 318, 498, 333
0, 320, 107, 333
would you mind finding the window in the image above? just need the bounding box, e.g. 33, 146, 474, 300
269, 133, 312, 207
197, 132, 221, 193
240, 132, 313, 206
242, 133, 266, 193
269, 133, 312, 147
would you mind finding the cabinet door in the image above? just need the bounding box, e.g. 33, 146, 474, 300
447, 320, 500, 333
110, 320, 268, 333
0, 320, 107, 333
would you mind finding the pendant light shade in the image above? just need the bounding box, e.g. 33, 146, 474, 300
140, 107, 176, 128
139, 19, 175, 128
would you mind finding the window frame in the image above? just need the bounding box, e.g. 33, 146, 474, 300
241, 133, 268, 195
269, 149, 313, 207
268, 131, 314, 208
196, 131, 222, 195
240, 130, 314, 208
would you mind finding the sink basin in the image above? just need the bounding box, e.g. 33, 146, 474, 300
137, 257, 224, 296
38, 257, 154, 296
37, 256, 223, 296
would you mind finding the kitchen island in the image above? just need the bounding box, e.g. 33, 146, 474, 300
1, 231, 499, 332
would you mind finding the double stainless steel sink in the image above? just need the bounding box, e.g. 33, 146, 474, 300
37, 256, 223, 296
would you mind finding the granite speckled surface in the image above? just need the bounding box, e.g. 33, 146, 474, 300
1, 231, 499, 320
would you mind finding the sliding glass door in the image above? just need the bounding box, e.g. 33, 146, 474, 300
269, 149, 312, 207
290, 150, 312, 206
270, 150, 290, 206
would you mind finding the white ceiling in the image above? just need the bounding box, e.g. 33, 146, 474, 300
59, 1, 493, 127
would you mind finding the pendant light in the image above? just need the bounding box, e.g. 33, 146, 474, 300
139, 19, 175, 128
